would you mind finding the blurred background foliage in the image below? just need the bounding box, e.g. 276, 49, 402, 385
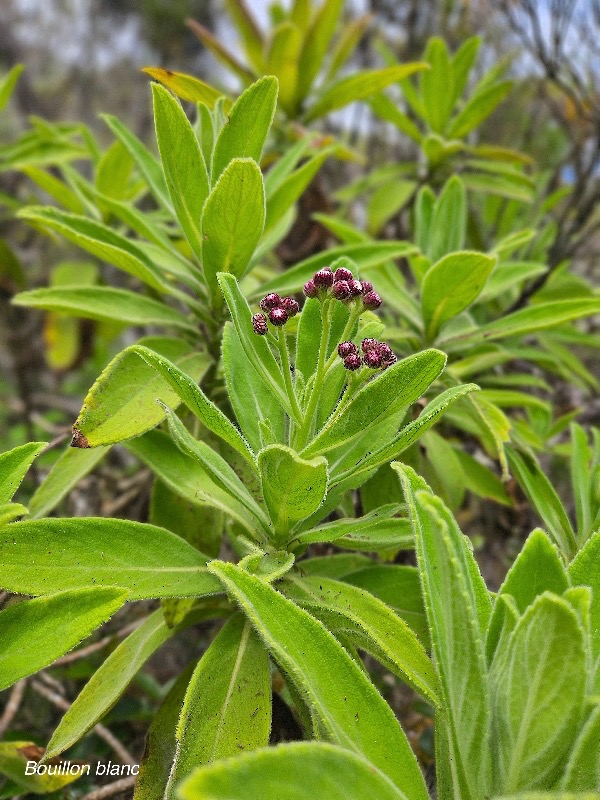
0, 2, 599, 795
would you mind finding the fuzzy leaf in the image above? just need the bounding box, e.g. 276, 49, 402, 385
302, 349, 446, 458
166, 614, 271, 794
73, 339, 210, 447
258, 445, 327, 540
490, 594, 586, 792
202, 159, 265, 301
0, 517, 219, 599
283, 575, 440, 705
13, 286, 196, 331
152, 83, 208, 262
179, 742, 408, 800
46, 610, 173, 758
421, 251, 497, 340
0, 588, 128, 690
395, 465, 491, 800
212, 77, 277, 181
208, 561, 429, 799
0, 441, 46, 503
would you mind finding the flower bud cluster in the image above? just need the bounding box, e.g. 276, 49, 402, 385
338, 338, 397, 371
303, 266, 381, 310
252, 293, 300, 335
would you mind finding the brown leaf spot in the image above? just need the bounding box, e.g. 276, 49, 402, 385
71, 428, 90, 449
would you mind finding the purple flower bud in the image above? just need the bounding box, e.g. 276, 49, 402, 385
303, 279, 318, 298
313, 267, 334, 288
363, 291, 382, 309
252, 313, 268, 335
281, 297, 299, 317
260, 292, 282, 311
364, 348, 383, 369
361, 338, 379, 353
338, 341, 357, 359
379, 343, 393, 359
333, 280, 351, 300
382, 352, 397, 369
334, 266, 354, 282
361, 280, 373, 294
343, 353, 362, 371
348, 279, 363, 297
269, 307, 288, 326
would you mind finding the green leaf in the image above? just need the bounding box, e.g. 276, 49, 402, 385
569, 531, 600, 682
0, 503, 28, 526
490, 594, 586, 792
212, 76, 277, 181
46, 610, 173, 758
446, 299, 600, 345
95, 140, 134, 202
126, 431, 262, 540
302, 349, 446, 458
126, 344, 255, 466
294, 0, 344, 105
0, 741, 83, 794
421, 251, 497, 340
0, 64, 24, 111
283, 575, 440, 705
450, 36, 481, 104
218, 273, 291, 418
0, 517, 219, 599
493, 794, 600, 800
73, 339, 210, 447
561, 704, 600, 790
395, 465, 491, 800
29, 445, 110, 518
427, 176, 467, 262
223, 0, 264, 72
134, 663, 196, 800
207, 561, 428, 799
300, 553, 373, 579
370, 93, 423, 144
506, 448, 577, 558
152, 83, 208, 262
166, 614, 271, 793
0, 441, 46, 503
258, 445, 328, 541
162, 405, 268, 532
264, 150, 330, 233
186, 19, 256, 85
487, 529, 569, 661
290, 509, 413, 552
421, 38, 454, 133
222, 323, 285, 451
336, 383, 479, 484
256, 241, 416, 297
0, 588, 127, 690
13, 286, 196, 332
143, 68, 230, 109
202, 158, 265, 301
447, 80, 512, 138
17, 206, 174, 293
305, 63, 428, 122
344, 565, 428, 644
498, 528, 568, 614
101, 113, 171, 209
179, 742, 408, 800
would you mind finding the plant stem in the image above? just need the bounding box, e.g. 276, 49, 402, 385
296, 300, 333, 449
277, 326, 302, 428
322, 305, 361, 374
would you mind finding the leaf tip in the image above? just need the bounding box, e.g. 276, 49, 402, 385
70, 428, 90, 449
